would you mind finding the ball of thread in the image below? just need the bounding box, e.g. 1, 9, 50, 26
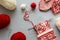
10, 32, 26, 40
0, 14, 10, 29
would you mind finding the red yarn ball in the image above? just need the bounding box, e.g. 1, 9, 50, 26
30, 2, 36, 9
0, 14, 10, 29
10, 32, 26, 40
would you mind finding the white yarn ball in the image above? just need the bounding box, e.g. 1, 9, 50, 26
55, 17, 60, 30
20, 4, 26, 10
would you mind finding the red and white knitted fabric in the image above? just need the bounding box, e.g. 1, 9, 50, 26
23, 12, 56, 40
39, 0, 54, 11
52, 0, 60, 14
34, 20, 56, 40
